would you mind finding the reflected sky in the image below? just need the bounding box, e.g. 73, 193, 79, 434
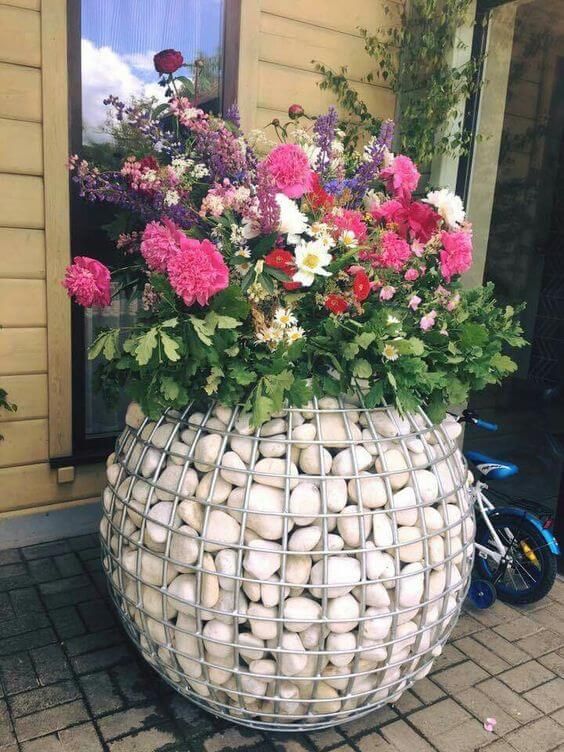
81, 0, 224, 143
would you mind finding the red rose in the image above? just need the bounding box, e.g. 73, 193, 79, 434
288, 104, 305, 120
265, 249, 294, 273
353, 271, 371, 302
153, 49, 184, 75
325, 294, 348, 314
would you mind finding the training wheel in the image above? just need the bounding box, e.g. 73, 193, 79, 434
467, 579, 497, 609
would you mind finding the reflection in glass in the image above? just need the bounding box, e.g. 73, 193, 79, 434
78, 0, 225, 437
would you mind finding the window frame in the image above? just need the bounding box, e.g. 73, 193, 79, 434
55, 0, 240, 465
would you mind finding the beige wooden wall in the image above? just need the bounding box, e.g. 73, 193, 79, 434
237, 0, 401, 132
0, 0, 400, 517
0, 0, 105, 516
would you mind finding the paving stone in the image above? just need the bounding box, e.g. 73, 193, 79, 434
429, 643, 466, 674
529, 605, 564, 637
14, 699, 89, 742
452, 686, 520, 735
467, 602, 518, 628
108, 726, 183, 752
516, 629, 564, 658
0, 592, 15, 621
523, 678, 564, 714
77, 546, 101, 562
77, 599, 115, 632
72, 646, 132, 675
49, 606, 86, 640
431, 717, 493, 752
0, 549, 22, 566
409, 698, 471, 736
9, 587, 44, 616
0, 627, 57, 657
498, 660, 556, 693
454, 636, 511, 674
539, 651, 564, 678
505, 715, 564, 752
451, 612, 486, 639
59, 722, 105, 751
0, 653, 39, 694
112, 662, 156, 705
203, 727, 263, 752
80, 671, 124, 716
494, 615, 544, 642
65, 628, 125, 657
355, 731, 395, 750
342, 705, 397, 737
307, 726, 347, 750
9, 680, 80, 718
477, 740, 515, 752
21, 736, 64, 752
0, 699, 16, 747
432, 660, 490, 694
31, 644, 72, 685
69, 535, 99, 552
0, 612, 50, 641
392, 689, 423, 714
22, 541, 72, 561
411, 677, 446, 705
27, 558, 60, 584
380, 719, 435, 751
97, 704, 167, 741
552, 707, 564, 726
53, 553, 84, 578
472, 630, 530, 666
477, 677, 543, 723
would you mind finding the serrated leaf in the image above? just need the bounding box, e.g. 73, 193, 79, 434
160, 375, 180, 401
134, 328, 158, 366
252, 393, 274, 427
352, 358, 372, 379
407, 337, 425, 356
206, 312, 241, 331
491, 353, 518, 374
356, 332, 376, 349
189, 316, 213, 346
343, 342, 360, 360
161, 318, 178, 329
363, 380, 384, 409
160, 331, 181, 362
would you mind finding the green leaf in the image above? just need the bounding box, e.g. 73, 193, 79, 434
160, 331, 181, 362
407, 337, 425, 356
252, 393, 274, 427
363, 380, 384, 408
343, 342, 360, 360
250, 232, 278, 258
230, 364, 257, 386
210, 286, 250, 319
134, 328, 158, 366
460, 322, 488, 348
160, 375, 180, 401
189, 316, 213, 346
161, 318, 178, 329
356, 332, 376, 349
206, 312, 242, 331
204, 366, 224, 395
352, 358, 372, 379
88, 329, 119, 361
445, 377, 468, 405
287, 378, 312, 406
490, 353, 518, 374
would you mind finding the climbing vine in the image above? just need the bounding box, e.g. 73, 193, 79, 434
315, 0, 482, 165
0, 388, 16, 442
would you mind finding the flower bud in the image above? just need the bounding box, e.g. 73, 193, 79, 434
288, 104, 305, 120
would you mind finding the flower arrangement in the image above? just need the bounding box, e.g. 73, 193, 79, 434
64, 51, 524, 426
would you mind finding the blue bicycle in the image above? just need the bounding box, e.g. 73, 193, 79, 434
458, 410, 560, 607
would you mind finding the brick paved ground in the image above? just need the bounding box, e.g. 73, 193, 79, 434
0, 535, 563, 752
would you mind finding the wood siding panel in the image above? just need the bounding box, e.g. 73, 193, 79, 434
260, 0, 402, 36
0, 174, 44, 228
0, 118, 42, 174
0, 374, 47, 421
0, 228, 45, 278
0, 417, 48, 467
257, 61, 395, 120
0, 0, 40, 10
0, 462, 106, 512
0, 327, 47, 374
0, 5, 41, 67
0, 62, 41, 121
0, 279, 46, 327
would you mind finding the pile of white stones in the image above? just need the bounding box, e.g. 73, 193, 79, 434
100, 398, 474, 731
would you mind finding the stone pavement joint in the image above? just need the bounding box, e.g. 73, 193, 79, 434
0, 534, 562, 752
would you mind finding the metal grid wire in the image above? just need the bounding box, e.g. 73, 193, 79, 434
100, 396, 474, 732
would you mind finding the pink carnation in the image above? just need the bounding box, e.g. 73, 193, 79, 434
378, 231, 412, 272
404, 268, 419, 281
372, 198, 438, 242
167, 237, 229, 307
380, 285, 396, 301
408, 294, 422, 311
325, 208, 368, 243
420, 310, 437, 331
380, 155, 420, 198
63, 256, 111, 308
440, 230, 472, 281
140, 218, 184, 272
261, 143, 314, 199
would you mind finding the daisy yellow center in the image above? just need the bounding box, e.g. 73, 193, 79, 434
303, 253, 320, 269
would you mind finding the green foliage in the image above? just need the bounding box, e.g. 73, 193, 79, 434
315, 0, 482, 164
0, 387, 17, 442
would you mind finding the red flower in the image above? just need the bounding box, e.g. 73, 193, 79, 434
139, 155, 160, 172
153, 49, 184, 75
325, 294, 348, 314
372, 198, 438, 243
306, 173, 334, 212
265, 248, 294, 274
283, 281, 302, 291
353, 271, 371, 302
288, 104, 305, 120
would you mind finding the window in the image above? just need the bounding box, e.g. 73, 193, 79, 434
67, 0, 239, 458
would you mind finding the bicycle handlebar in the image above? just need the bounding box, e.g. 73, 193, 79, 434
453, 409, 498, 431
474, 418, 498, 432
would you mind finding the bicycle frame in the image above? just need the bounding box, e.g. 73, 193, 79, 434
471, 481, 506, 565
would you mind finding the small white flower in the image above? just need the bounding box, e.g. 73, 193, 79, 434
386, 315, 400, 325
292, 239, 333, 287
286, 326, 305, 343
274, 307, 297, 327
192, 163, 209, 179
339, 230, 357, 248
242, 216, 260, 240
164, 189, 180, 206
382, 147, 395, 169
363, 189, 381, 212
382, 343, 399, 361
144, 169, 158, 183
276, 194, 309, 244
235, 248, 251, 258
424, 188, 465, 228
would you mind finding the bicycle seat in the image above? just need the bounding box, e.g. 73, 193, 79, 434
464, 450, 519, 479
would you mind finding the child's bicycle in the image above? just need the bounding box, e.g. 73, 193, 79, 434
456, 409, 560, 608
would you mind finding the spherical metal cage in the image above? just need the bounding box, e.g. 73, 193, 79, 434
100, 397, 474, 732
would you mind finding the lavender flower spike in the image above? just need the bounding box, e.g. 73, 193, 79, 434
225, 103, 241, 130
379, 119, 395, 151
352, 119, 396, 200
314, 106, 338, 174
256, 162, 280, 234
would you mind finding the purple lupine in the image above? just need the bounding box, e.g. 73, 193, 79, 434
313, 106, 338, 174
191, 122, 249, 184
351, 119, 395, 201
224, 103, 241, 130
256, 162, 280, 234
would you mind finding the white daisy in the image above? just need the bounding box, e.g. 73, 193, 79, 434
286, 326, 305, 343
274, 307, 297, 327
276, 194, 309, 244
292, 239, 333, 287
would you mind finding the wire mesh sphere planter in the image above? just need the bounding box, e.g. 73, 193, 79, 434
100, 397, 474, 732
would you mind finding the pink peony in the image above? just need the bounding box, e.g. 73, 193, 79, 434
167, 237, 229, 307
372, 198, 438, 242
378, 231, 412, 272
380, 155, 420, 198
380, 285, 396, 301
63, 256, 111, 308
404, 268, 419, 282
261, 144, 314, 199
439, 230, 473, 281
420, 310, 437, 331
408, 294, 422, 311
140, 218, 185, 272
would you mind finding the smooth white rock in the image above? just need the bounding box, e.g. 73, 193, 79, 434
283, 597, 322, 632
361, 429, 380, 456
245, 484, 285, 540
195, 472, 232, 503
106, 463, 122, 487
323, 478, 347, 512
202, 619, 233, 658
242, 578, 261, 603
173, 614, 202, 678
151, 423, 177, 449
201, 553, 220, 608
348, 473, 387, 508
180, 428, 197, 447
259, 435, 286, 458
243, 539, 282, 580
215, 549, 238, 591
237, 633, 265, 662
230, 435, 254, 464
365, 411, 398, 437
207, 652, 235, 685
203, 587, 247, 625
125, 402, 145, 429
234, 412, 254, 435
337, 505, 372, 548
363, 607, 392, 641
299, 445, 332, 475
358, 637, 387, 663
301, 622, 323, 650
310, 556, 361, 598
145, 502, 177, 550
289, 482, 321, 526
357, 582, 391, 608
289, 526, 322, 552
365, 541, 388, 579
389, 487, 418, 526
141, 584, 177, 620
240, 673, 268, 697
194, 434, 222, 472
156, 466, 199, 502
140, 448, 161, 478
261, 576, 289, 608
327, 632, 356, 667
204, 509, 241, 552
322, 664, 351, 691
219, 451, 248, 486
168, 441, 190, 465
204, 417, 227, 432
253, 458, 298, 490
317, 412, 362, 448
443, 504, 462, 537
132, 479, 153, 506
213, 404, 233, 424
373, 512, 394, 548
311, 533, 345, 562
423, 506, 444, 532
397, 526, 424, 562
406, 437, 426, 454
331, 446, 372, 476
429, 534, 445, 566
285, 555, 312, 587
168, 574, 197, 616
327, 594, 360, 633
247, 604, 278, 640
177, 500, 204, 532
411, 469, 439, 503
260, 418, 287, 437
375, 448, 409, 490
312, 683, 341, 714
279, 632, 307, 676
398, 562, 424, 608
249, 659, 277, 679
291, 423, 316, 449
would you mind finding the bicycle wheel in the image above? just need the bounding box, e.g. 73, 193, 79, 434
467, 579, 497, 609
475, 512, 557, 605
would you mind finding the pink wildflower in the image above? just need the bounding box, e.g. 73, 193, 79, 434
325, 208, 368, 243
380, 155, 420, 198
440, 230, 473, 281
261, 143, 314, 199
63, 256, 111, 308
446, 292, 461, 311
167, 237, 229, 307
378, 231, 412, 272
408, 295, 422, 311
404, 268, 419, 282
380, 285, 396, 301
140, 218, 185, 273
420, 310, 437, 331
